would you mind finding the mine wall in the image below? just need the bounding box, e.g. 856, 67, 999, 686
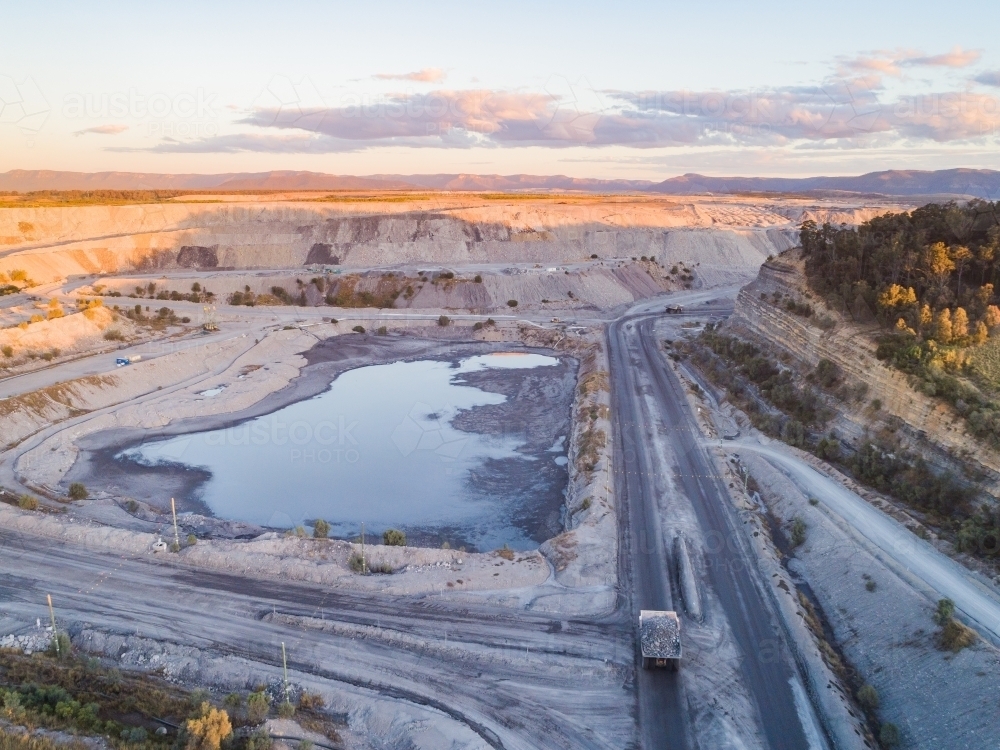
3, 202, 800, 283
726, 253, 1000, 492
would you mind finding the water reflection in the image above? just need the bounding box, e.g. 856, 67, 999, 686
120, 352, 561, 550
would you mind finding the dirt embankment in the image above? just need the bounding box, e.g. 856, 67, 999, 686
0, 305, 127, 361
95, 260, 677, 314
727, 253, 1000, 492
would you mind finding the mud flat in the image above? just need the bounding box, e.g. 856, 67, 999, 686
66, 334, 576, 552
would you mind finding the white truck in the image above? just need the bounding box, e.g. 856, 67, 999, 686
640, 610, 681, 670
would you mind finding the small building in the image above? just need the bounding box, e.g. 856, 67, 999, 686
640, 610, 681, 670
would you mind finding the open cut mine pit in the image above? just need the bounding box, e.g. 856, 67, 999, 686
66, 335, 576, 551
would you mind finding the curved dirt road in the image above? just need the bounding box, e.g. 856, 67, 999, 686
719, 440, 1000, 641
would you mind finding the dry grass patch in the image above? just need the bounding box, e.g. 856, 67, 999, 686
938, 619, 977, 652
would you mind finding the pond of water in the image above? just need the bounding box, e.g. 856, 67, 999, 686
120, 352, 565, 550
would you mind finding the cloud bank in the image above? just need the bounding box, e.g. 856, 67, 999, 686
125, 50, 1000, 155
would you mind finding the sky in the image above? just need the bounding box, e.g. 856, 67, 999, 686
1, 0, 999, 179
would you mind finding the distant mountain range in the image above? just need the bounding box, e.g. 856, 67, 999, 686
1, 168, 998, 198
648, 169, 1000, 198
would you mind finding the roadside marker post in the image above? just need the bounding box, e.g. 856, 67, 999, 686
361, 522, 367, 575
281, 642, 290, 705
47, 594, 59, 656
171, 498, 180, 551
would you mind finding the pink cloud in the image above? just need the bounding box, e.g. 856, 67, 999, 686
908, 46, 981, 68
374, 68, 446, 83
73, 124, 129, 136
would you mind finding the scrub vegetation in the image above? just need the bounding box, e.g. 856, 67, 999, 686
677, 326, 999, 562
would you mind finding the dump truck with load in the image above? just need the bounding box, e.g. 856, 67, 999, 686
665, 305, 684, 314
640, 610, 681, 670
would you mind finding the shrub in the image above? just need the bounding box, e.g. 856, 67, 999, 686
121, 727, 148, 744
298, 692, 325, 710
125, 499, 139, 513
186, 534, 197, 546
18, 495, 38, 511
382, 528, 406, 546
184, 703, 233, 750
506, 299, 518, 307
313, 519, 330, 539
244, 729, 272, 750
474, 275, 483, 283
472, 322, 483, 331
856, 683, 879, 711
46, 631, 72, 659
103, 329, 124, 341
1, 345, 12, 357
790, 518, 807, 547
938, 618, 977, 652
277, 701, 295, 718
497, 545, 515, 561
780, 419, 805, 447
438, 315, 450, 326
352, 325, 365, 334
879, 722, 900, 748
68, 482, 88, 500
933, 598, 955, 626
377, 325, 387, 335
246, 691, 270, 724
348, 552, 367, 573
865, 579, 877, 592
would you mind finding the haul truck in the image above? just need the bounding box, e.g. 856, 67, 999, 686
640, 610, 681, 670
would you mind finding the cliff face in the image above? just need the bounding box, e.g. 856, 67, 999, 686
0, 197, 896, 284
727, 254, 1000, 491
